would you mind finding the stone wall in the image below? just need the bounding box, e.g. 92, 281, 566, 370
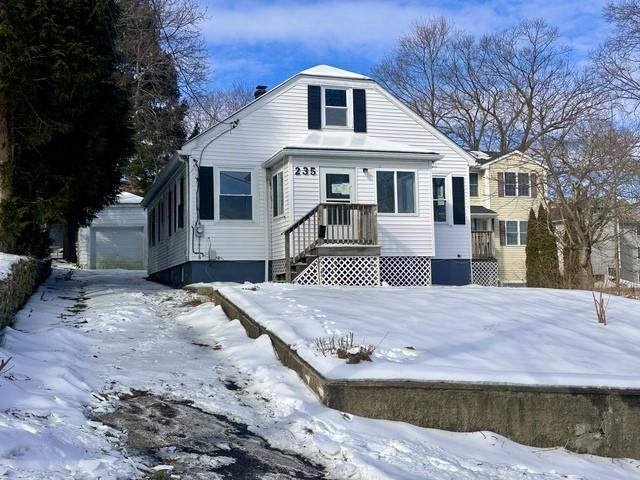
0, 258, 51, 329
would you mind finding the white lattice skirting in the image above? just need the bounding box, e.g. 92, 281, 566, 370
271, 258, 286, 277
472, 260, 499, 287
380, 256, 432, 286
293, 256, 380, 286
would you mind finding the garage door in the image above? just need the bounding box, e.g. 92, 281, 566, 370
92, 227, 145, 270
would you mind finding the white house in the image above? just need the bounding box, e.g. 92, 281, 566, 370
142, 65, 475, 286
77, 192, 147, 270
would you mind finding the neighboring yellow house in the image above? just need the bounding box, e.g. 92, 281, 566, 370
469, 151, 544, 286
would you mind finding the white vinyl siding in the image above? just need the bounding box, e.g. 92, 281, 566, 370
167, 74, 472, 267
146, 164, 190, 274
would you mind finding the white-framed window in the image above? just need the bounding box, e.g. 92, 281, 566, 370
433, 177, 447, 222
503, 172, 530, 197
218, 169, 253, 220
469, 172, 479, 197
323, 87, 350, 127
376, 170, 416, 214
272, 171, 284, 217
506, 220, 528, 246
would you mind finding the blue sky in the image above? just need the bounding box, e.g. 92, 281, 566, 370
197, 0, 610, 90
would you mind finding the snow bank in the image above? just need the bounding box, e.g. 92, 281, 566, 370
0, 252, 24, 281
219, 283, 640, 388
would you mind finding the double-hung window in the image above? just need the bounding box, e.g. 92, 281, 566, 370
504, 172, 530, 197
376, 171, 416, 214
506, 220, 528, 246
324, 88, 348, 127
219, 170, 252, 220
469, 172, 479, 197
272, 171, 284, 217
433, 177, 447, 222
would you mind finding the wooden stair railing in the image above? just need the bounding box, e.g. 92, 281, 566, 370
283, 203, 378, 281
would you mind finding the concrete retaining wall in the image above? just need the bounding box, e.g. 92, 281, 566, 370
0, 258, 51, 329
199, 287, 640, 459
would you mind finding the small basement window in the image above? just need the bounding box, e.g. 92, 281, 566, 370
324, 88, 348, 127
219, 170, 252, 220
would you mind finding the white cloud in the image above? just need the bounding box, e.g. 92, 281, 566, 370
200, 0, 609, 59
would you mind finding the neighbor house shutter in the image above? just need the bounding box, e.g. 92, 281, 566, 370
353, 89, 367, 133
530, 173, 537, 198
308, 85, 321, 130
452, 176, 466, 225
497, 172, 505, 197
499, 220, 506, 246
198, 166, 214, 220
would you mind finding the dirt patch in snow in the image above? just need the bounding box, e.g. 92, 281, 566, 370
97, 393, 326, 479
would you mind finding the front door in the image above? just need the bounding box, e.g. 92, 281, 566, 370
321, 168, 354, 203
320, 168, 356, 240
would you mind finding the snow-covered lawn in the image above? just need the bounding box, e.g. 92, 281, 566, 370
1, 267, 639, 479
0, 253, 25, 281
220, 283, 640, 388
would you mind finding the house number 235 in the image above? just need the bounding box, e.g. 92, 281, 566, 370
294, 166, 316, 175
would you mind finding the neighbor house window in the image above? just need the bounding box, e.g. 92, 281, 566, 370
324, 88, 348, 127
433, 177, 447, 222
376, 171, 416, 214
503, 172, 530, 197
469, 172, 479, 197
272, 171, 284, 217
219, 170, 252, 220
506, 220, 528, 246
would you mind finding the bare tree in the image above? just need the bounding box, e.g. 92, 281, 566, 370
595, 1, 640, 108
186, 83, 255, 133
374, 18, 602, 154
535, 120, 640, 288
374, 18, 453, 129
117, 0, 208, 192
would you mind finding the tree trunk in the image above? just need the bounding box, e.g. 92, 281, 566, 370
577, 244, 594, 290
62, 223, 78, 263
0, 91, 10, 203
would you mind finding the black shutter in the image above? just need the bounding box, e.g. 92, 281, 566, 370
178, 176, 185, 228
199, 166, 214, 220
353, 89, 367, 133
308, 85, 321, 130
452, 176, 466, 225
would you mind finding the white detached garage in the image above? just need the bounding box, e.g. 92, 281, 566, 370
77, 192, 147, 270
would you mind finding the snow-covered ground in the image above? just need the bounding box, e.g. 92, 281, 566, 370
0, 253, 25, 281
220, 283, 640, 388
0, 267, 639, 479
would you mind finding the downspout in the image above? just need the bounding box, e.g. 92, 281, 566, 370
264, 170, 270, 282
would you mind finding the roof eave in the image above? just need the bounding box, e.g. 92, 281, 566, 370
263, 148, 442, 168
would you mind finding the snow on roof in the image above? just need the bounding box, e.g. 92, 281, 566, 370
285, 131, 438, 155
117, 191, 143, 205
299, 65, 371, 80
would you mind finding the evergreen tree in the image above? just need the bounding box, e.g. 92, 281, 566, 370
526, 205, 561, 288
525, 208, 540, 286
563, 227, 581, 288
536, 205, 561, 288
0, 0, 133, 257
117, 0, 188, 194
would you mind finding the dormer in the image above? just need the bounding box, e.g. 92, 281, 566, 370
302, 65, 368, 134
